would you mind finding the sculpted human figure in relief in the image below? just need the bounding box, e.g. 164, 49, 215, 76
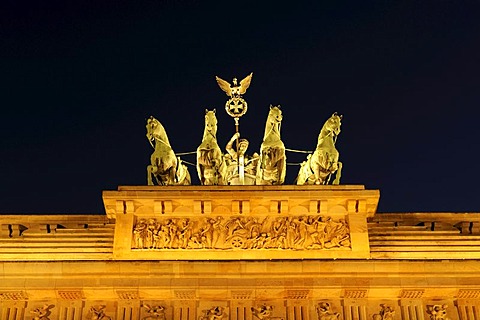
30, 304, 53, 320
199, 306, 227, 320
372, 304, 395, 320
132, 215, 350, 250
142, 304, 166, 320
427, 305, 449, 320
89, 305, 111, 320
251, 304, 274, 319
317, 302, 340, 320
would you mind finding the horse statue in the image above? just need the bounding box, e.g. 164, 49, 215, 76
256, 105, 286, 185
197, 109, 227, 185
296, 112, 343, 185
146, 116, 191, 186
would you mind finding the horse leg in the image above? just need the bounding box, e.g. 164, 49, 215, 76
295, 161, 307, 185
277, 155, 286, 185
167, 166, 176, 185
181, 166, 191, 185
333, 161, 342, 185
147, 165, 154, 185
310, 161, 322, 185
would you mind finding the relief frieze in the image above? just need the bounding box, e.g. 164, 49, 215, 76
30, 304, 54, 320
142, 304, 167, 320
372, 304, 395, 320
199, 306, 228, 320
132, 215, 350, 250
87, 305, 111, 320
426, 305, 449, 320
316, 302, 340, 320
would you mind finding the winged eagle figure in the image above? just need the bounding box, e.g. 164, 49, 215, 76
216, 72, 253, 98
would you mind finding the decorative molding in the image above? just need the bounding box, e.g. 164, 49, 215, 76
400, 289, 424, 299
57, 290, 84, 300
231, 290, 253, 300
286, 289, 310, 299
174, 290, 196, 300
0, 291, 28, 300
343, 289, 367, 299
117, 291, 140, 300
457, 289, 480, 299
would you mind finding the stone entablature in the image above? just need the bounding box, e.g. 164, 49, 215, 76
1, 260, 480, 320
369, 213, 480, 259
0, 215, 114, 261
2, 186, 480, 319
102, 185, 379, 218
2, 186, 480, 261
102, 185, 379, 260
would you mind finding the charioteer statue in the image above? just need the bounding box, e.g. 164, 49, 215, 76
225, 132, 259, 185
145, 72, 343, 186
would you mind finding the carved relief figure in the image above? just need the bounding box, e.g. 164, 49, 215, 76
142, 304, 166, 320
317, 302, 340, 320
372, 304, 395, 320
296, 112, 343, 185
256, 105, 286, 185
224, 217, 250, 248
199, 306, 227, 320
133, 219, 147, 248
132, 215, 350, 251
146, 116, 191, 186
201, 217, 223, 248
88, 305, 111, 320
427, 305, 449, 320
197, 109, 228, 185
251, 304, 274, 319
178, 218, 192, 249
30, 304, 53, 320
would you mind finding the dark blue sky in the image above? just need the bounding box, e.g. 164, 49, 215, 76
1, 1, 479, 214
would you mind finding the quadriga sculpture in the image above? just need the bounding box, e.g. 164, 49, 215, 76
197, 109, 228, 185
296, 112, 343, 185
146, 116, 191, 186
256, 105, 286, 185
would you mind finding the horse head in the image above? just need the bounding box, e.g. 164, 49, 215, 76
320, 112, 342, 140
267, 105, 283, 125
204, 109, 218, 139
263, 105, 283, 140
146, 116, 171, 148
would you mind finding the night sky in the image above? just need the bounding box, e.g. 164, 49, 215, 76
1, 1, 479, 214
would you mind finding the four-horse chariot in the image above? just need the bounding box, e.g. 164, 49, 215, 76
146, 73, 343, 186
